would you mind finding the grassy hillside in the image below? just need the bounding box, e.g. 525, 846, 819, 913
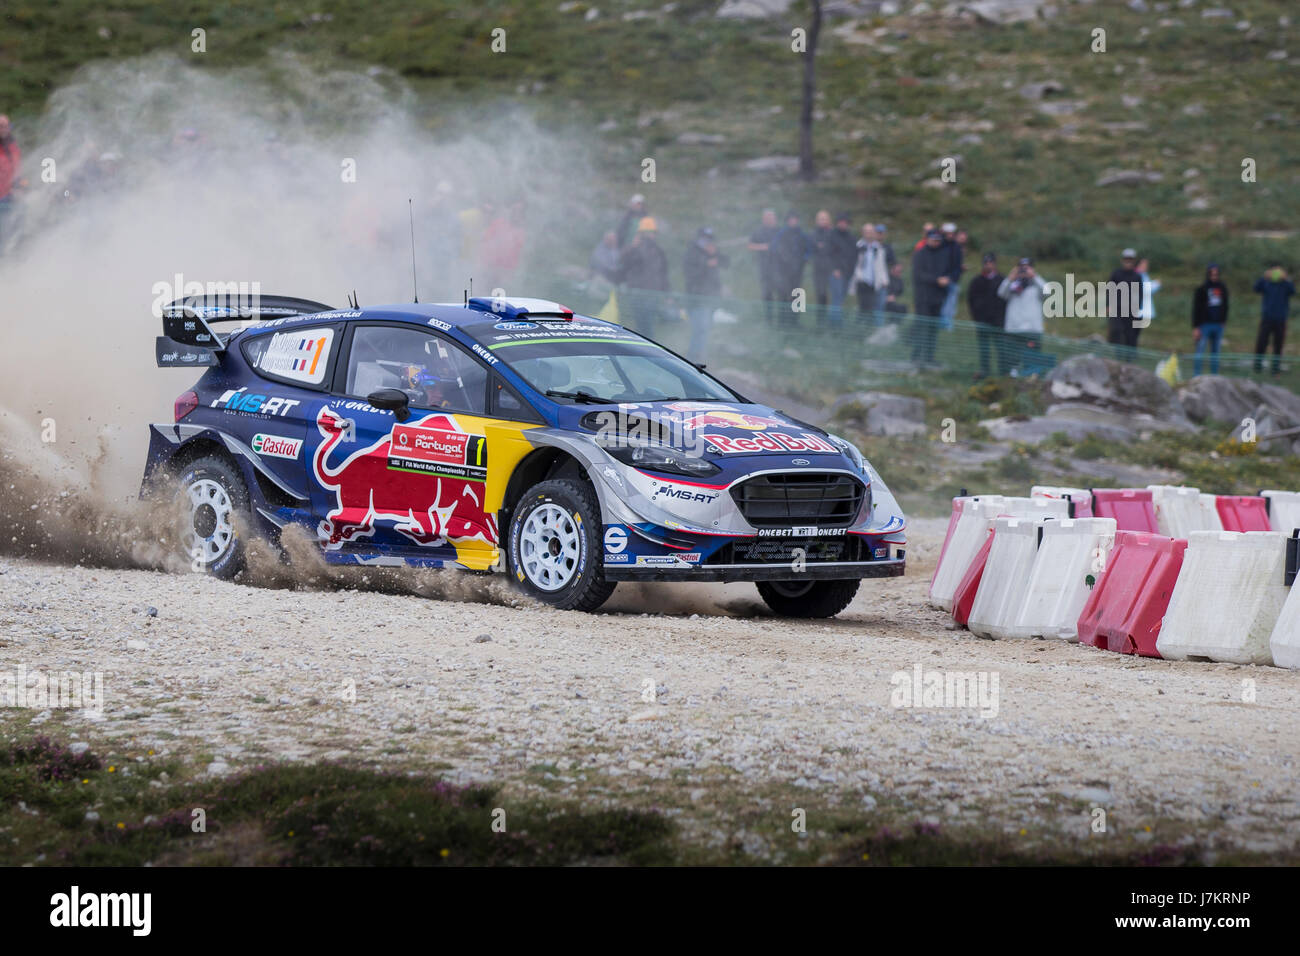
2, 0, 1298, 354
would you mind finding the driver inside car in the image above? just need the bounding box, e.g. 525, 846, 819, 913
400, 362, 453, 408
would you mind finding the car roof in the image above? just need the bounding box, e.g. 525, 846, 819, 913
236, 297, 592, 336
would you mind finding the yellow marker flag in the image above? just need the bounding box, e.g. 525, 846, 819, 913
597, 289, 619, 324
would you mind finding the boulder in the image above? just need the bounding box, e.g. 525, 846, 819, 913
978, 415, 1133, 445
1096, 169, 1165, 187
1046, 355, 1190, 426
1019, 79, 1065, 100
743, 155, 801, 174
1045, 401, 1193, 433
831, 391, 926, 437
961, 0, 1059, 24
717, 0, 795, 20
1178, 375, 1300, 426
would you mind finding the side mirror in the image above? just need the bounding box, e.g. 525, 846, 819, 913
367, 388, 411, 422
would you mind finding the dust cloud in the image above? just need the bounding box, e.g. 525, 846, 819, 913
0, 55, 740, 617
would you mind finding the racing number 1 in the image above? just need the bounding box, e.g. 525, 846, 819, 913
471, 436, 487, 470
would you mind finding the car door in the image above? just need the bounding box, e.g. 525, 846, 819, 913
307, 322, 498, 568
232, 323, 341, 525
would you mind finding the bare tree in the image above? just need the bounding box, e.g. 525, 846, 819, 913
799, 0, 823, 181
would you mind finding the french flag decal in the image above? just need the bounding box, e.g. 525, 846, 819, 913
293, 336, 327, 375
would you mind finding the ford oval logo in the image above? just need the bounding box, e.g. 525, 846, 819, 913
791, 458, 810, 466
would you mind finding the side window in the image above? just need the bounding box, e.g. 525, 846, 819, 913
491, 374, 543, 423
346, 325, 488, 415
242, 326, 336, 387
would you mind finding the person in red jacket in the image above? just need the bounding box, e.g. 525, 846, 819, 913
0, 115, 18, 199
0, 114, 20, 240
480, 200, 526, 288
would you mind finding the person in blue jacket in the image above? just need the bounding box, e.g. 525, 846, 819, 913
1252, 264, 1296, 374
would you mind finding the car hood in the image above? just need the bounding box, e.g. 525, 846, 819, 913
562, 399, 849, 467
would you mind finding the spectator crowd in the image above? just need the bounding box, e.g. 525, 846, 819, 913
1, 103, 1294, 385
589, 192, 1298, 378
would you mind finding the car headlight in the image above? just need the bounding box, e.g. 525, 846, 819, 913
827, 433, 873, 516
600, 441, 721, 477
827, 433, 867, 474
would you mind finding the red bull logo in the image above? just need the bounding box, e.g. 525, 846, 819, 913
703, 431, 837, 455
312, 407, 496, 549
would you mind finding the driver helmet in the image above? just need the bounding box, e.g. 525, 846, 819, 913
401, 363, 448, 407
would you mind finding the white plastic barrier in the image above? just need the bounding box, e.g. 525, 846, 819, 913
1262, 490, 1300, 535
1198, 494, 1223, 532
1268, 564, 1300, 669
1011, 517, 1118, 641
967, 516, 1045, 639
1156, 531, 1288, 664
929, 496, 1068, 611
1148, 485, 1215, 538
1031, 485, 1092, 517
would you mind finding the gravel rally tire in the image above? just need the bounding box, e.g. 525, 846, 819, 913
756, 579, 860, 618
508, 478, 616, 612
172, 455, 250, 580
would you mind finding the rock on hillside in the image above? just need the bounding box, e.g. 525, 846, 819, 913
830, 391, 927, 437
1178, 376, 1300, 427
1045, 354, 1190, 426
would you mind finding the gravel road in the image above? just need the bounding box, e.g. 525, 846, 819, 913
3, 517, 1298, 859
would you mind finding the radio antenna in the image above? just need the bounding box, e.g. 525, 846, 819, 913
407, 198, 419, 304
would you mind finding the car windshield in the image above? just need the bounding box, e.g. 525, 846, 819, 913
466, 320, 739, 404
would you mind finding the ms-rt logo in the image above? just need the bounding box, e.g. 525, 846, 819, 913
211, 387, 301, 417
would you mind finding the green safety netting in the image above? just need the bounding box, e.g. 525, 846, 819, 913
530, 281, 1300, 396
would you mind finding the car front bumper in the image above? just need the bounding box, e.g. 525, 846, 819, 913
601, 556, 906, 583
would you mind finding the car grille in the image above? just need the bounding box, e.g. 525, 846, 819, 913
707, 536, 868, 565
730, 472, 866, 528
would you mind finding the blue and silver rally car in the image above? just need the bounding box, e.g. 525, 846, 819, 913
143, 293, 906, 616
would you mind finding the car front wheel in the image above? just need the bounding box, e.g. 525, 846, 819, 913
507, 478, 615, 612
756, 579, 860, 618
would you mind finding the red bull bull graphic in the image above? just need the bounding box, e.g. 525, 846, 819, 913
679, 410, 788, 431
312, 407, 496, 549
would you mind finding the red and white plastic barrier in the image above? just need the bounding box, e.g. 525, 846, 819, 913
967, 516, 1044, 640
929, 496, 1067, 611
1148, 485, 1219, 538
1077, 532, 1186, 657
1091, 488, 1158, 533
1263, 490, 1300, 535
1011, 517, 1117, 641
1031, 485, 1093, 518
1216, 495, 1271, 533
1156, 531, 1288, 665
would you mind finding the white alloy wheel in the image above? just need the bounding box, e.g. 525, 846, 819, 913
519, 502, 581, 591
185, 477, 236, 566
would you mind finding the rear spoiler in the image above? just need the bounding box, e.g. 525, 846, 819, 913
156, 293, 335, 368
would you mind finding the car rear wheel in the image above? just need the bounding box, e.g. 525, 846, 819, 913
756, 579, 860, 618
508, 478, 615, 612
173, 455, 249, 580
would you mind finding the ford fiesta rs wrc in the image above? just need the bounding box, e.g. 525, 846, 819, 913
142, 292, 907, 616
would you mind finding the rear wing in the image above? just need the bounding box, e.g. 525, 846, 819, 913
156, 293, 335, 368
